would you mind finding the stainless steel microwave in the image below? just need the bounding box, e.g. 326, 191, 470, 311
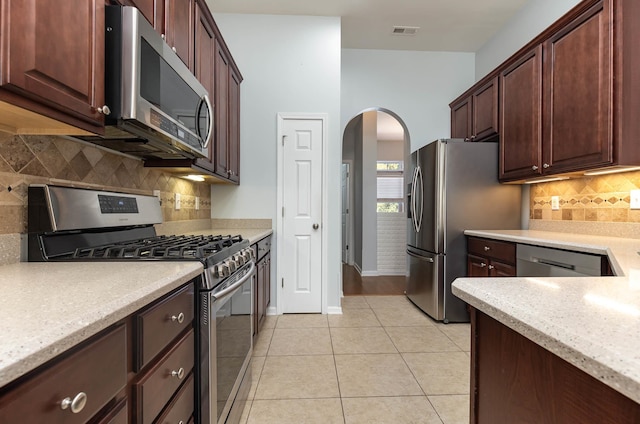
80, 5, 212, 160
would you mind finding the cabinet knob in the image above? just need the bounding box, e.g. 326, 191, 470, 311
480, 262, 487, 267
161, 33, 166, 40
470, 135, 476, 140
172, 46, 177, 53
97, 105, 111, 115
60, 392, 87, 414
488, 265, 495, 270
464, 137, 470, 142
543, 163, 550, 169
532, 165, 539, 171
171, 312, 185, 324
483, 246, 490, 251
171, 367, 185, 380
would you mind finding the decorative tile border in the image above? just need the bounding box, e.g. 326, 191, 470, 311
530, 171, 640, 223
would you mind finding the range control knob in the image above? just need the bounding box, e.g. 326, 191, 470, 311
215, 263, 229, 278
234, 254, 246, 266
226, 259, 238, 273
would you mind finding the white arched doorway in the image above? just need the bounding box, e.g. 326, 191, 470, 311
341, 108, 411, 282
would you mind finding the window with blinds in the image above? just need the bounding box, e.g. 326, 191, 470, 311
377, 161, 404, 213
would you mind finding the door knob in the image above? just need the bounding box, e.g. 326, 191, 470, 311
312, 223, 319, 230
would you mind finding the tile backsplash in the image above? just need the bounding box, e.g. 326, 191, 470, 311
0, 132, 211, 235
530, 170, 640, 223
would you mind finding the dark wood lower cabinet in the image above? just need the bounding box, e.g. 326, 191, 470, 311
0, 281, 196, 424
471, 308, 640, 423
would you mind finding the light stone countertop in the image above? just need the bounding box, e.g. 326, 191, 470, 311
0, 261, 203, 388
453, 229, 640, 404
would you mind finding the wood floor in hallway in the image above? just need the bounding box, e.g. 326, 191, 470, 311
342, 263, 406, 296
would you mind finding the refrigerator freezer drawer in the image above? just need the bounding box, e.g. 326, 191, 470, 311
406, 248, 444, 321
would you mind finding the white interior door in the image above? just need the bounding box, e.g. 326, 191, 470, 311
280, 117, 323, 313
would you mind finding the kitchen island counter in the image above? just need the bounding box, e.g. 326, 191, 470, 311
0, 261, 203, 388
454, 229, 640, 406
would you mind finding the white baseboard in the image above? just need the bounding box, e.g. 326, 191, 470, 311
360, 270, 379, 277
376, 270, 409, 276
327, 306, 343, 315
266, 306, 277, 316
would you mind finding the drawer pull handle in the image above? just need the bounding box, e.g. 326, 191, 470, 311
488, 265, 495, 270
60, 392, 87, 414
171, 367, 185, 379
480, 262, 487, 267
483, 246, 490, 251
171, 312, 185, 324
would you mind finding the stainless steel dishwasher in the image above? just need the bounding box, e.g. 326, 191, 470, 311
516, 244, 602, 277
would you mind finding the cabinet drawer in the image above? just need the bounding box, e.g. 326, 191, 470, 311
256, 235, 271, 261
136, 283, 194, 369
135, 329, 195, 424
468, 237, 516, 264
155, 372, 194, 424
0, 324, 127, 424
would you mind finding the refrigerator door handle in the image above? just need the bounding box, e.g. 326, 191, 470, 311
406, 249, 434, 262
410, 166, 419, 233
415, 166, 423, 233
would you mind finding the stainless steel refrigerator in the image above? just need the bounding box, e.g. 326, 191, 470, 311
406, 139, 521, 322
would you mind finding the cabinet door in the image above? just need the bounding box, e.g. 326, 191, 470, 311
472, 76, 499, 142
256, 258, 266, 330
467, 254, 489, 277
542, 1, 612, 174
264, 252, 271, 309
0, 0, 104, 127
499, 46, 543, 181
228, 67, 241, 183
451, 96, 471, 140
489, 261, 516, 277
164, 0, 194, 70
193, 2, 216, 172
214, 44, 230, 179
126, 0, 157, 27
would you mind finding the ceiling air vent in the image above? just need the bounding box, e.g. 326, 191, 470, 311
392, 26, 419, 36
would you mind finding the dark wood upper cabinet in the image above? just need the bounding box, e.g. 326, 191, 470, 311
213, 42, 242, 183
164, 0, 194, 70
542, 0, 612, 174
0, 0, 105, 133
450, 76, 499, 142
499, 46, 543, 181
214, 44, 231, 179
472, 77, 499, 141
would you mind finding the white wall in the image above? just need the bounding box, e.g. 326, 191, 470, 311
211, 13, 342, 311
342, 49, 474, 152
475, 0, 583, 80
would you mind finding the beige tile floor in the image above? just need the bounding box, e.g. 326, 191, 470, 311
241, 295, 471, 424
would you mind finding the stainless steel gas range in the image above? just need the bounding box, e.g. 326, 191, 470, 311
27, 184, 254, 424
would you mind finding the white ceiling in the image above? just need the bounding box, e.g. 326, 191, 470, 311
206, 0, 530, 52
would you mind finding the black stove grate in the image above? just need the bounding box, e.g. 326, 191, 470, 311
70, 234, 244, 260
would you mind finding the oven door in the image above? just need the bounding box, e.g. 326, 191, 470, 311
199, 261, 254, 424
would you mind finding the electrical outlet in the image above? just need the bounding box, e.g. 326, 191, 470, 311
195, 196, 200, 210
153, 190, 160, 198
631, 190, 640, 209
551, 196, 560, 210
174, 193, 181, 210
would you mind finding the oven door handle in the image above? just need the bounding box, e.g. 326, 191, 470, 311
212, 261, 255, 302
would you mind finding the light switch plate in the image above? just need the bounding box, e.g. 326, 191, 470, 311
631, 190, 640, 209
174, 193, 181, 210
551, 196, 560, 210
195, 196, 200, 210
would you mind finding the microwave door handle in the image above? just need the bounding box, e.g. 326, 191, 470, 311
199, 94, 213, 149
